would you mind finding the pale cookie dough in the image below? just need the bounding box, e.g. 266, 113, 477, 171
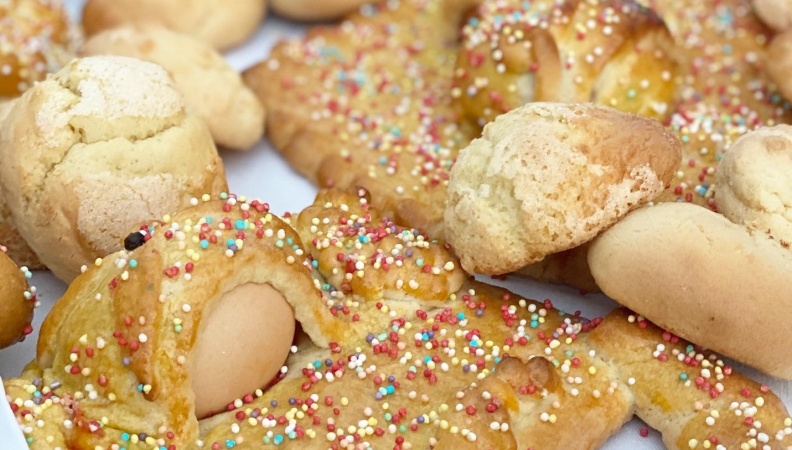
80, 25, 265, 151
270, 0, 371, 22
715, 124, 792, 247
753, 0, 792, 32
445, 102, 681, 275
588, 202, 792, 380
0, 56, 227, 283
81, 0, 267, 51
0, 100, 43, 268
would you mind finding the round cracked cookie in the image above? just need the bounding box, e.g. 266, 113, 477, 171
0, 55, 227, 283
445, 102, 681, 275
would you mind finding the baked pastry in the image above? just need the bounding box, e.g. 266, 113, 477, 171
0, 0, 81, 99
753, 0, 792, 32
0, 55, 227, 283
499, 0, 792, 290
588, 201, 792, 379
81, 0, 267, 51
246, 0, 792, 291
270, 0, 372, 22
4, 189, 792, 448
453, 0, 679, 127
714, 124, 792, 246
0, 100, 43, 269
80, 25, 266, 151
0, 246, 35, 349
243, 0, 480, 237
445, 102, 681, 275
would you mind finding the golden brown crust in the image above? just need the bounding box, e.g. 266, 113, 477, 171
81, 0, 267, 51
21, 195, 344, 448
5, 190, 792, 449
0, 249, 34, 348
591, 308, 792, 450
243, 0, 480, 239
0, 0, 80, 99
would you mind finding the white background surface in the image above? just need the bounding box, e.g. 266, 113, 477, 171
0, 1, 789, 448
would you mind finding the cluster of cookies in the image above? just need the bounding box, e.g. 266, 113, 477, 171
5, 189, 792, 450
1, 0, 792, 449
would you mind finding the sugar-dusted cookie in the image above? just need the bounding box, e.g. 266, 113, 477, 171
81, 25, 266, 151
445, 102, 681, 275
0, 56, 227, 283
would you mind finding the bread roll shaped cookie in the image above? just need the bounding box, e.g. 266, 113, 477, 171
715, 124, 792, 246
0, 247, 35, 349
588, 202, 792, 380
80, 25, 265, 151
270, 0, 372, 22
445, 102, 681, 275
0, 56, 227, 283
82, 0, 267, 51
